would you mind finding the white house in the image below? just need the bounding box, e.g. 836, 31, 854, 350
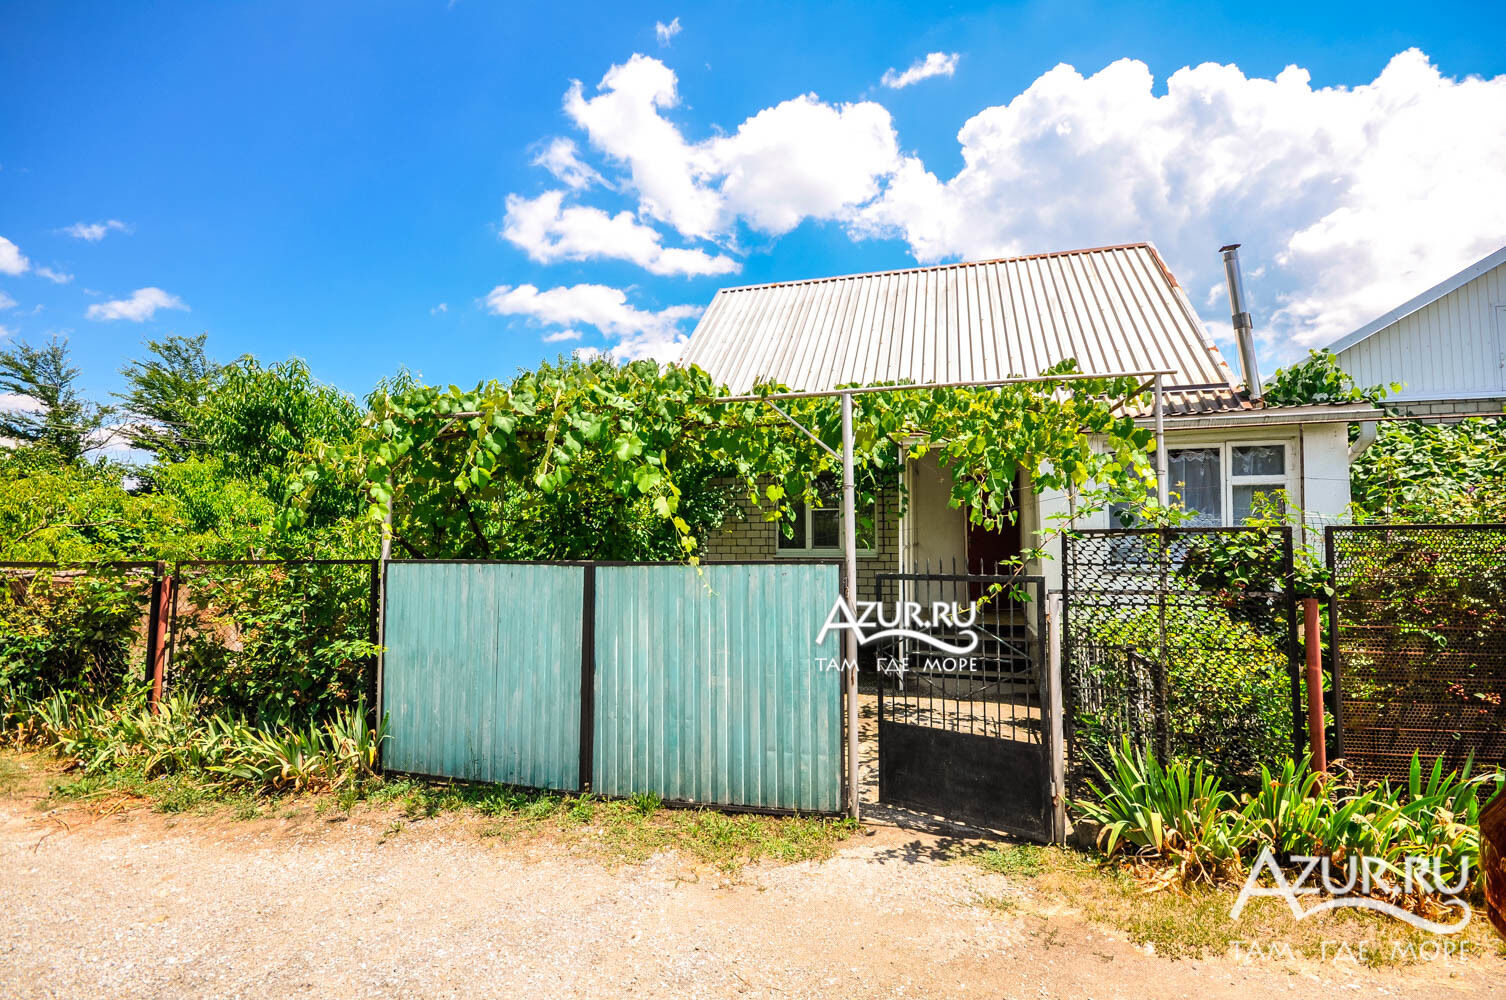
680, 243, 1375, 595
1325, 245, 1506, 416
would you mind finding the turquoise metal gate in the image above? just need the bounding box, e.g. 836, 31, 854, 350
380, 560, 843, 814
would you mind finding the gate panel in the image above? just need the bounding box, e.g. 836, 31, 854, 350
875, 572, 1051, 839
382, 561, 584, 790
592, 563, 842, 813
1328, 524, 1506, 782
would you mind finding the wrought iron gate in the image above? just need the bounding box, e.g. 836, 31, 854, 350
873, 569, 1052, 840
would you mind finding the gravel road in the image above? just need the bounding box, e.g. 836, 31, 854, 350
3, 779, 1501, 1000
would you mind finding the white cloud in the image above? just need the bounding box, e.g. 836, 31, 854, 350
503, 190, 739, 277
86, 286, 189, 322
0, 237, 29, 276
573, 345, 605, 362
564, 55, 899, 241
63, 219, 129, 242
0, 291, 15, 311
532, 137, 609, 191
484, 282, 700, 360
543, 328, 584, 343
35, 266, 72, 284
852, 49, 1506, 358
0, 325, 13, 342
655, 17, 681, 46
881, 52, 959, 90
0, 392, 44, 412
430, 302, 448, 314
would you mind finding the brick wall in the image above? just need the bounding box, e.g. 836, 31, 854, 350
1389, 397, 1506, 417
703, 481, 901, 600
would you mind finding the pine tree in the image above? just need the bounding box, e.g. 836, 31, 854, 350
0, 337, 112, 463
116, 333, 219, 461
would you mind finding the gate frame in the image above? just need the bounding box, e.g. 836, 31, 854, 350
870, 568, 1057, 841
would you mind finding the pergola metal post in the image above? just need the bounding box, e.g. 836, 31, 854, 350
840, 390, 860, 821
1153, 373, 1168, 506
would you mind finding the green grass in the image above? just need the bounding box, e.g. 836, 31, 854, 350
974, 843, 1046, 878
3, 747, 857, 875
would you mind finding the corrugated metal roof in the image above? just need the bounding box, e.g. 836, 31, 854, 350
680, 243, 1241, 407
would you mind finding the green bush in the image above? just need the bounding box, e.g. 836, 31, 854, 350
12, 687, 388, 793
1075, 741, 1502, 891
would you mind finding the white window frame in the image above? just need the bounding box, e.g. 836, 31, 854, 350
1165, 439, 1296, 527
775, 494, 880, 558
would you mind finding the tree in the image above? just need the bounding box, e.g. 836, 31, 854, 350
116, 333, 219, 462
0, 337, 111, 463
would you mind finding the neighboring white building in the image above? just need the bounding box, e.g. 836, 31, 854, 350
680, 243, 1375, 594
1325, 245, 1506, 416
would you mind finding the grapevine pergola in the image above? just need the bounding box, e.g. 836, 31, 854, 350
358, 362, 1176, 821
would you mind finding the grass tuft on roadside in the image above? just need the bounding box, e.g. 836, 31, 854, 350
968, 843, 1506, 966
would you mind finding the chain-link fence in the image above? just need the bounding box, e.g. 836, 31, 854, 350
1328, 524, 1506, 783
1062, 527, 1300, 786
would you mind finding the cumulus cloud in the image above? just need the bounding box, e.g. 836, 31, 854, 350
655, 17, 681, 46
430, 302, 447, 315
86, 287, 189, 322
0, 391, 43, 412
563, 54, 900, 241
0, 291, 15, 311
543, 329, 584, 342
852, 49, 1506, 356
881, 52, 959, 89
35, 266, 72, 284
64, 219, 129, 242
0, 237, 29, 276
484, 282, 699, 360
503, 190, 739, 277
532, 137, 609, 191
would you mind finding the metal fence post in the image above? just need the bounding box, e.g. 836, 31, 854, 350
1046, 593, 1067, 843
579, 563, 596, 794
145, 560, 170, 712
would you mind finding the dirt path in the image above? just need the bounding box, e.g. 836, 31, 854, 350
3, 781, 1500, 999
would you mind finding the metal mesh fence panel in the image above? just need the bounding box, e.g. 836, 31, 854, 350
1328, 524, 1506, 783
0, 562, 156, 712
1062, 527, 1300, 786
167, 560, 379, 724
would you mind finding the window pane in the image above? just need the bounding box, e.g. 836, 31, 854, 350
778, 503, 806, 549
1169, 448, 1222, 525
1233, 485, 1285, 524
811, 508, 840, 548
1232, 444, 1284, 478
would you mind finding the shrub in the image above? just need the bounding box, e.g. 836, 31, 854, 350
12, 689, 388, 794
1075, 741, 1503, 893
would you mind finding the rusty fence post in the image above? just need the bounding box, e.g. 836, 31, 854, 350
1303, 597, 1327, 774
145, 560, 172, 712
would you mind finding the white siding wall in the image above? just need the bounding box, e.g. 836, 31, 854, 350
1336, 259, 1506, 402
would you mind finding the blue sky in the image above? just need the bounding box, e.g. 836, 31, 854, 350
3, 0, 1505, 405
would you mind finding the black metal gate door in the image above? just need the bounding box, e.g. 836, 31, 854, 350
873, 570, 1052, 840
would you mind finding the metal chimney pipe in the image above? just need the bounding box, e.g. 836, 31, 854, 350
1219, 243, 1263, 404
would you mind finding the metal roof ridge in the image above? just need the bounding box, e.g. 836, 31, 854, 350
711, 242, 1158, 295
